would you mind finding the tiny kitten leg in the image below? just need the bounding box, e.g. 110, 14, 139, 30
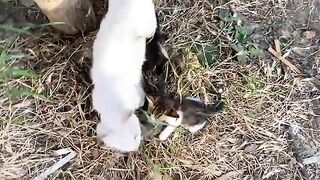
159, 116, 182, 141
185, 121, 207, 133
159, 125, 176, 141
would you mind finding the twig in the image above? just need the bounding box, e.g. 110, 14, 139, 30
268, 39, 307, 76
33, 148, 77, 180
303, 153, 320, 165
286, 125, 310, 180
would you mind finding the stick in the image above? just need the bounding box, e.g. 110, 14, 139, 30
33, 148, 77, 180
268, 46, 305, 75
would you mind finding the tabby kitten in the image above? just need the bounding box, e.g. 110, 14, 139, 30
141, 94, 223, 140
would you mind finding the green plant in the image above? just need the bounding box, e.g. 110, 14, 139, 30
218, 9, 264, 64
0, 26, 38, 101
191, 43, 220, 68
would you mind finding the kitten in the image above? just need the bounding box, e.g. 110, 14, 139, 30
91, 0, 157, 152
141, 94, 224, 140
140, 23, 224, 140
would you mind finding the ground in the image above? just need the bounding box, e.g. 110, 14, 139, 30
0, 0, 319, 179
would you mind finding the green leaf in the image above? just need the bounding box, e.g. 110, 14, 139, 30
248, 43, 264, 58
191, 44, 219, 68
231, 43, 248, 64
235, 26, 248, 44
219, 9, 232, 22
0, 68, 37, 81
4, 88, 39, 100
231, 43, 243, 52
9, 69, 37, 79
237, 52, 248, 65
0, 51, 25, 66
0, 24, 31, 35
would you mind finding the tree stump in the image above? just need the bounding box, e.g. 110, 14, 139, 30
34, 0, 97, 35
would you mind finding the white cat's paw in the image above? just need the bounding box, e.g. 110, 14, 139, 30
96, 114, 142, 152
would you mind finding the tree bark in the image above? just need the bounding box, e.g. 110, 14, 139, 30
34, 0, 97, 35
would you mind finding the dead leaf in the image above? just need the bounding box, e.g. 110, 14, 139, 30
46, 73, 53, 84
34, 148, 77, 180
92, 150, 100, 160
303, 30, 316, 40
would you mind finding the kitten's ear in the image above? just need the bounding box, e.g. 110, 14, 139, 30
147, 95, 160, 104
164, 108, 179, 118
146, 96, 159, 112
146, 96, 154, 112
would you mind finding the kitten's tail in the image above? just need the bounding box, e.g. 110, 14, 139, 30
204, 93, 224, 114
205, 100, 224, 113
184, 93, 224, 115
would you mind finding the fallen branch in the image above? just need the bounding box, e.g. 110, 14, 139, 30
303, 153, 320, 165
33, 148, 77, 180
268, 39, 307, 76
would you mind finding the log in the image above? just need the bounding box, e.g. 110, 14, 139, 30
34, 0, 97, 35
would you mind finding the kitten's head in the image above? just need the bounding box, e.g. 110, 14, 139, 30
143, 71, 165, 96
146, 95, 180, 119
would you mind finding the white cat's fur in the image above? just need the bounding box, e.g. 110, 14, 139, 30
91, 0, 157, 152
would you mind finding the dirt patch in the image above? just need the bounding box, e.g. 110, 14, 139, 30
0, 2, 47, 40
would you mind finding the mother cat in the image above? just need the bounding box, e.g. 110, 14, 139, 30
91, 0, 157, 152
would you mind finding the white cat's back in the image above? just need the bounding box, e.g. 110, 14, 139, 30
90, 0, 157, 152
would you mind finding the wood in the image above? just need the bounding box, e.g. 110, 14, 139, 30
268, 39, 308, 77
34, 0, 97, 35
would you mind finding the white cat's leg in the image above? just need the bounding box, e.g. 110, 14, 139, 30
137, 84, 146, 107
99, 113, 142, 152
96, 121, 109, 139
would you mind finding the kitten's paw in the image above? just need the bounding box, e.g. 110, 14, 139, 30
159, 131, 169, 141
159, 125, 176, 141
185, 121, 207, 133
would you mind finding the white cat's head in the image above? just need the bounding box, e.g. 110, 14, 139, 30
96, 113, 142, 152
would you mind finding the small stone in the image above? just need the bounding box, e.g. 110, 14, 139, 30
303, 30, 317, 40
244, 144, 258, 153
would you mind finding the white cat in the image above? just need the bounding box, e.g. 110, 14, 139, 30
91, 0, 157, 152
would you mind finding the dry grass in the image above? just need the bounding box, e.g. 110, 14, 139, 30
1, 0, 319, 179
